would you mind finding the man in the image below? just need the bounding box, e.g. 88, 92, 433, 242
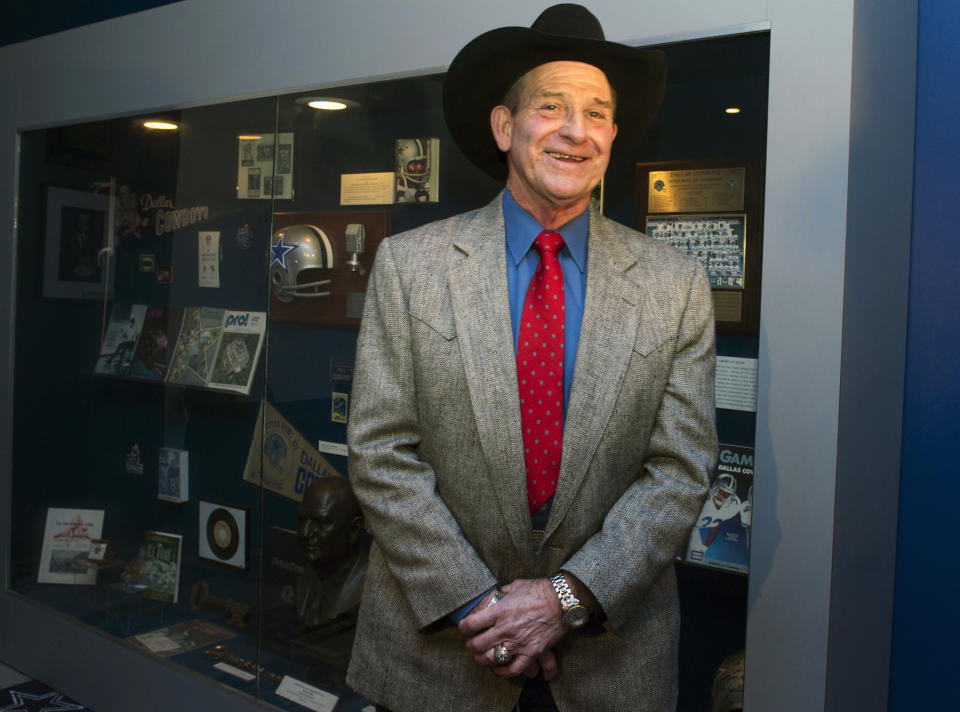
347, 5, 717, 711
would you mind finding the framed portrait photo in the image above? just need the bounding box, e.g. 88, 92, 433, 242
43, 186, 115, 299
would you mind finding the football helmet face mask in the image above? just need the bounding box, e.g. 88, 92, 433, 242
270, 224, 334, 302
711, 473, 738, 508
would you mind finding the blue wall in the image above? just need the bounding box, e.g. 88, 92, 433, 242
889, 0, 960, 708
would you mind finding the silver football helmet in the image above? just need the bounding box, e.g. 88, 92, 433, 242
270, 224, 334, 302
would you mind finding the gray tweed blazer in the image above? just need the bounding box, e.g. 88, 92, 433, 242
346, 193, 717, 712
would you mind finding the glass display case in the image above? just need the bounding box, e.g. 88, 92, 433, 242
8, 31, 768, 712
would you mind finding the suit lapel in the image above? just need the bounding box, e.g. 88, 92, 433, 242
447, 197, 536, 562
545, 213, 647, 538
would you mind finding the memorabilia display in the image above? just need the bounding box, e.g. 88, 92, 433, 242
198, 231, 221, 288
9, 27, 770, 712
94, 303, 147, 376
236, 132, 294, 200
141, 530, 183, 603
189, 580, 251, 628
166, 306, 224, 387
269, 209, 390, 327
43, 185, 115, 299
207, 310, 266, 395
157, 447, 189, 503
37, 508, 105, 585
242, 401, 343, 502
636, 158, 764, 334
686, 444, 753, 574
127, 619, 234, 658
395, 137, 439, 203
198, 499, 248, 570
128, 306, 183, 381
645, 214, 746, 289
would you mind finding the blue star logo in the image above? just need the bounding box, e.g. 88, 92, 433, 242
271, 234, 298, 272
0, 688, 84, 712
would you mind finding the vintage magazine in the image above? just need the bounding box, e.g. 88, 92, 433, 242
37, 508, 105, 585
395, 137, 439, 203
141, 530, 183, 603
127, 619, 234, 658
94, 303, 147, 376
685, 443, 754, 573
165, 306, 224, 387
157, 447, 189, 503
207, 310, 266, 395
129, 305, 183, 381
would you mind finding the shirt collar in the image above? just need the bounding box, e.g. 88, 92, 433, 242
503, 189, 588, 273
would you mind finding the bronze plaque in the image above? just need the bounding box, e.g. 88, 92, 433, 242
648, 167, 745, 213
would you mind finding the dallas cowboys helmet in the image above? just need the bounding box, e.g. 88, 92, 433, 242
270, 224, 334, 302
710, 473, 738, 507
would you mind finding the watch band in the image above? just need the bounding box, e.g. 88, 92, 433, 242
550, 573, 589, 628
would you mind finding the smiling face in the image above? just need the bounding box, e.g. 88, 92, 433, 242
491, 61, 618, 227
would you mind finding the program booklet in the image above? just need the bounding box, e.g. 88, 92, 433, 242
207, 310, 266, 395
685, 443, 754, 573
129, 305, 183, 381
141, 530, 183, 603
37, 508, 105, 585
94, 303, 147, 376
165, 306, 224, 387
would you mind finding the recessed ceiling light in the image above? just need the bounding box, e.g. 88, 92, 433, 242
295, 95, 358, 111
724, 107, 741, 115
308, 100, 348, 111
143, 120, 179, 130
237, 135, 263, 140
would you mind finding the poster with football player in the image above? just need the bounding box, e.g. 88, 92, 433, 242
686, 444, 754, 573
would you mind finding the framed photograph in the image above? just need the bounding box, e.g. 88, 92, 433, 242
198, 499, 249, 570
645, 214, 747, 289
43, 186, 115, 299
635, 157, 764, 335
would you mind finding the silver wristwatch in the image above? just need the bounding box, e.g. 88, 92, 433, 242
550, 573, 589, 629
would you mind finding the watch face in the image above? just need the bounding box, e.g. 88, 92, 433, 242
565, 604, 589, 628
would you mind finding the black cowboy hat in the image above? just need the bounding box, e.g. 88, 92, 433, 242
442, 3, 666, 181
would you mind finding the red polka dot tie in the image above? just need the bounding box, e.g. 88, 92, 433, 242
517, 230, 565, 512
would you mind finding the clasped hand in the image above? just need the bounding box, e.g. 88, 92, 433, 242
457, 578, 566, 680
